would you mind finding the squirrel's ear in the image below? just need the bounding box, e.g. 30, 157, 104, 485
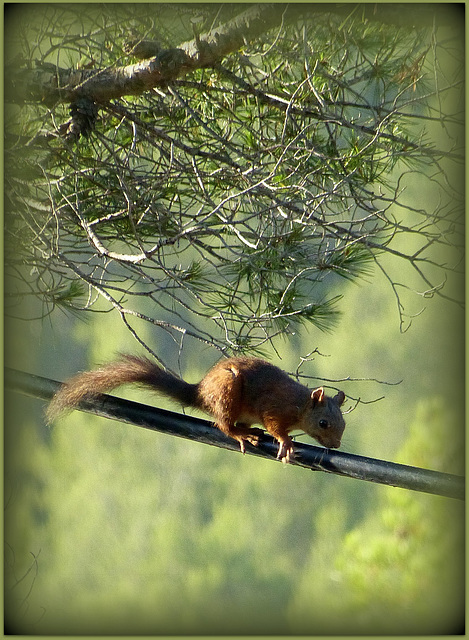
311, 387, 325, 405
334, 390, 345, 406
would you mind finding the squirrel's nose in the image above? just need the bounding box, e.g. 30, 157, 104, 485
318, 435, 341, 449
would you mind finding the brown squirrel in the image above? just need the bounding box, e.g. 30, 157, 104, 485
46, 355, 346, 462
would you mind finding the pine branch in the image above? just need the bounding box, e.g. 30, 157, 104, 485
6, 4, 295, 106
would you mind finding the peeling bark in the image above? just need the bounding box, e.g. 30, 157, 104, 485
7, 4, 290, 106
7, 48, 194, 105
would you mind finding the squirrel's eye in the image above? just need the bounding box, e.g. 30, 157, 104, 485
319, 419, 329, 429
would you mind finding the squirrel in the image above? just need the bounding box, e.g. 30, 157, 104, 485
46, 355, 346, 462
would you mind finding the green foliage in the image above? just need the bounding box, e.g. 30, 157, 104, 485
5, 4, 463, 353
47, 280, 87, 311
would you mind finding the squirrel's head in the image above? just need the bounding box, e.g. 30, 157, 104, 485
301, 387, 346, 448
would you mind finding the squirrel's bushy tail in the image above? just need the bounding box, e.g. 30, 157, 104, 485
46, 354, 199, 423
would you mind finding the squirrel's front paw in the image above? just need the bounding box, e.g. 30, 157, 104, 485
276, 441, 295, 464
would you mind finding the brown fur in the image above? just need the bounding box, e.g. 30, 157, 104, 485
47, 355, 346, 462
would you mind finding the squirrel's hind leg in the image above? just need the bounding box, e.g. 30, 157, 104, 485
206, 364, 264, 453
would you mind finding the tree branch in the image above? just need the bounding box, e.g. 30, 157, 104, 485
6, 4, 295, 105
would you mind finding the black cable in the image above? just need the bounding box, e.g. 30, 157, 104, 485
5, 367, 464, 501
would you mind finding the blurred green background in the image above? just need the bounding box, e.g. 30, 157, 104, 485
5, 241, 464, 634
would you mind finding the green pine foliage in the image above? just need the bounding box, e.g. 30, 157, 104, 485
5, 4, 463, 351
